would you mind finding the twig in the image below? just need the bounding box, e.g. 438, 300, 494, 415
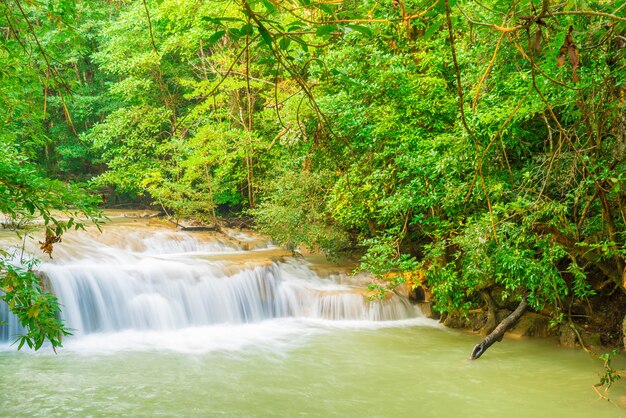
456, 2, 525, 33
472, 32, 505, 110
552, 11, 626, 23
142, 0, 159, 55
569, 321, 590, 353
592, 385, 610, 401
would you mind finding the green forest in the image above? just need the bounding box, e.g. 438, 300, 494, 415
0, 0, 625, 366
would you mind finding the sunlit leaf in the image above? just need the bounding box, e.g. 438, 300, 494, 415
316, 24, 339, 37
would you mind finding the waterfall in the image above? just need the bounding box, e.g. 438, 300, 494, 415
44, 262, 290, 334
0, 223, 420, 344
0, 299, 25, 342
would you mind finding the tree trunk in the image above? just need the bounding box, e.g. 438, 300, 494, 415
480, 290, 497, 335
469, 295, 528, 360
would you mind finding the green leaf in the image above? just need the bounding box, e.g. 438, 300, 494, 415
24, 200, 35, 215
290, 36, 308, 46
258, 26, 273, 46
207, 30, 226, 46
316, 4, 335, 15
239, 23, 254, 36
347, 24, 372, 37
288, 21, 306, 31
279, 36, 291, 50
316, 24, 339, 37
424, 19, 444, 40
261, 0, 276, 14
435, 0, 456, 13
202, 16, 241, 24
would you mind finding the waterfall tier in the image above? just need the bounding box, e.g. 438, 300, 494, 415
0, 221, 420, 343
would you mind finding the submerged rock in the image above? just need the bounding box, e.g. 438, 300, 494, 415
559, 324, 578, 348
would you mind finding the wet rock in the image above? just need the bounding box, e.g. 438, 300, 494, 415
442, 312, 484, 331
139, 211, 163, 218
416, 301, 437, 319
442, 314, 466, 329
581, 331, 602, 348
480, 315, 497, 336
559, 324, 578, 348
410, 285, 427, 303
180, 225, 218, 231
509, 312, 551, 338
462, 311, 486, 332
34, 271, 53, 293
495, 309, 512, 323
178, 221, 218, 231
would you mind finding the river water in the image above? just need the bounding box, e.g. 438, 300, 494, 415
0, 216, 624, 417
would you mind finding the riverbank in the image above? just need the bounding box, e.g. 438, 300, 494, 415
409, 287, 625, 357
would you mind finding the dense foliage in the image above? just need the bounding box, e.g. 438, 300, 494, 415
1, 0, 624, 351
0, 0, 103, 349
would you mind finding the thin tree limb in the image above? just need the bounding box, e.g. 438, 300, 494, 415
445, 0, 497, 242
142, 0, 159, 55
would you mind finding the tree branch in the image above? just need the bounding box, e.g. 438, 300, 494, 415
470, 295, 528, 359
551, 11, 626, 23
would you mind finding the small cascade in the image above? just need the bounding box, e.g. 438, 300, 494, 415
0, 222, 420, 343
44, 262, 289, 334
312, 292, 415, 321
0, 299, 25, 342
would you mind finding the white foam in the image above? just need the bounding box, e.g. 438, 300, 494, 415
0, 316, 442, 355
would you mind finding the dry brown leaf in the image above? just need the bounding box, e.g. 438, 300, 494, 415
568, 44, 579, 68
556, 26, 580, 82
557, 45, 567, 67
39, 230, 62, 258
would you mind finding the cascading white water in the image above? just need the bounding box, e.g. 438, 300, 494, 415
44, 261, 289, 334
0, 300, 25, 342
0, 220, 421, 345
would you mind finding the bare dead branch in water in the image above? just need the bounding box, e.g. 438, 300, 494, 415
470, 295, 528, 359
